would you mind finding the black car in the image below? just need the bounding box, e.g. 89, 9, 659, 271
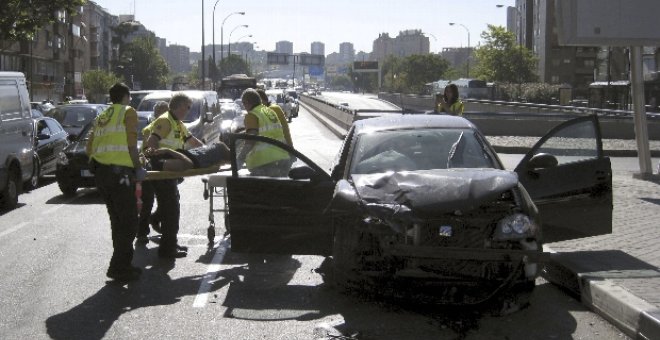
55, 111, 151, 196
219, 103, 245, 145
45, 104, 108, 138
224, 114, 612, 311
32, 117, 69, 186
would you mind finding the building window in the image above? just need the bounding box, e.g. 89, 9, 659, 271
45, 31, 52, 48
551, 76, 560, 83
563, 59, 571, 64
552, 59, 560, 67
584, 59, 595, 68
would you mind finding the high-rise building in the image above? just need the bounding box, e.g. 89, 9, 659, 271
165, 44, 191, 74
339, 42, 355, 63
276, 41, 293, 55
372, 30, 430, 61
311, 41, 325, 56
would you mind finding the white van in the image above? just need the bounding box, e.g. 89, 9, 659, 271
0, 72, 37, 210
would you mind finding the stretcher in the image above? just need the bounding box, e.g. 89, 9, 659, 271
144, 163, 231, 245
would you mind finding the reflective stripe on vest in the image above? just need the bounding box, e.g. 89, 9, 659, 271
246, 105, 289, 170
144, 112, 186, 150
89, 104, 133, 167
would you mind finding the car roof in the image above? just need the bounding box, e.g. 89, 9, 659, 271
352, 114, 477, 135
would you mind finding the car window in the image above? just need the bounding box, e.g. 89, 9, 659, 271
50, 107, 98, 127
531, 119, 598, 165
36, 120, 51, 135
45, 119, 63, 134
184, 99, 202, 122
349, 128, 495, 174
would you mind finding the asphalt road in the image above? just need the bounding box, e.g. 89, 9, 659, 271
0, 103, 630, 340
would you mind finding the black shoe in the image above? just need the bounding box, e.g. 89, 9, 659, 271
158, 248, 187, 259
151, 215, 161, 234
176, 244, 188, 252
107, 266, 142, 282
135, 236, 149, 245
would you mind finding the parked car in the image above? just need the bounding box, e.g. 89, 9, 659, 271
32, 117, 69, 184
130, 90, 162, 109
224, 114, 613, 311
136, 90, 222, 143
285, 88, 300, 117
219, 103, 245, 145
31, 101, 55, 115
0, 72, 37, 210
45, 104, 108, 139
55, 111, 151, 196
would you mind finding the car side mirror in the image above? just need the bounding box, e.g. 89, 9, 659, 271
36, 133, 50, 140
527, 153, 558, 169
289, 165, 320, 181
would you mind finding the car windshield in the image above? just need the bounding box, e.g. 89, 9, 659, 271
137, 98, 170, 112
349, 128, 495, 175
49, 107, 98, 127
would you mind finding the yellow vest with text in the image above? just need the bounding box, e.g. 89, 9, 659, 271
143, 112, 187, 150
89, 104, 133, 167
246, 105, 289, 169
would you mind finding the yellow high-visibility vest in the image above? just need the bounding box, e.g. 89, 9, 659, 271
246, 104, 289, 170
90, 104, 133, 167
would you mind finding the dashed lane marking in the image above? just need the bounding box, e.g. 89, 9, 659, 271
193, 237, 230, 308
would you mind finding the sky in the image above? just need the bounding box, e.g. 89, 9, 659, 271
90, 0, 516, 54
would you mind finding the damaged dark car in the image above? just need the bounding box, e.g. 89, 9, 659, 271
225, 114, 612, 311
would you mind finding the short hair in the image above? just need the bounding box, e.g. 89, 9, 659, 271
241, 88, 261, 108
256, 89, 269, 105
169, 93, 191, 111
109, 83, 130, 103
154, 101, 169, 115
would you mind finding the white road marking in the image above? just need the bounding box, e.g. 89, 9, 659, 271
0, 222, 28, 239
44, 196, 80, 215
193, 237, 230, 308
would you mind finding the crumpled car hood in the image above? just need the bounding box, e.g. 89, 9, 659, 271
350, 169, 518, 223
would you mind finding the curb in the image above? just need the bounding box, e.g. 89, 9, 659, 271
544, 254, 660, 340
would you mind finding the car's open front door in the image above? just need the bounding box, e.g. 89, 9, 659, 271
514, 115, 612, 243
226, 134, 334, 255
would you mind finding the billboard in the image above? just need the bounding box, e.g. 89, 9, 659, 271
299, 54, 324, 66
556, 0, 660, 46
353, 61, 379, 70
267, 52, 289, 65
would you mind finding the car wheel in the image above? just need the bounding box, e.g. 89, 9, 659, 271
0, 168, 20, 211
58, 181, 78, 197
25, 156, 40, 190
331, 219, 363, 287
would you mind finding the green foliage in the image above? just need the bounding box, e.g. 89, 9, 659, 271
473, 25, 538, 83
381, 54, 450, 93
219, 54, 251, 79
116, 36, 169, 90
328, 75, 352, 90
82, 70, 121, 104
0, 0, 86, 41
497, 82, 561, 104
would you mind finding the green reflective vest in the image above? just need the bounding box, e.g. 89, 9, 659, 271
143, 112, 187, 151
246, 104, 289, 170
90, 104, 133, 167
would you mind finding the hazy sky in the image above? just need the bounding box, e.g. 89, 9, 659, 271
91, 0, 516, 54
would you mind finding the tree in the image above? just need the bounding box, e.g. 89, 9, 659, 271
0, 0, 85, 41
219, 54, 251, 78
117, 36, 169, 90
82, 70, 121, 104
473, 25, 537, 83
382, 54, 450, 93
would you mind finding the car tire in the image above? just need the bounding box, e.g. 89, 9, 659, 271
25, 156, 40, 190
331, 219, 363, 287
58, 181, 77, 197
0, 168, 20, 211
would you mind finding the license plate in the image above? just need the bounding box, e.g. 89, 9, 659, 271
81, 169, 94, 177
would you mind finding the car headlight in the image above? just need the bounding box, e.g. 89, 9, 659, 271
57, 151, 69, 166
493, 213, 537, 241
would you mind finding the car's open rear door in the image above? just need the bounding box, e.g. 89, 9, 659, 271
226, 134, 334, 255
514, 115, 613, 243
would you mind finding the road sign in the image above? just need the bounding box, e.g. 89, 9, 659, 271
267, 52, 289, 65
309, 66, 324, 76
353, 61, 378, 70
299, 54, 324, 66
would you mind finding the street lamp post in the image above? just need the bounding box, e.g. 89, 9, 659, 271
449, 23, 470, 78
220, 11, 245, 75
228, 24, 248, 58
212, 0, 221, 89
201, 0, 205, 89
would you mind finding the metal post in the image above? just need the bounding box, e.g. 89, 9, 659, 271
212, 0, 220, 90
201, 0, 205, 90
630, 46, 653, 178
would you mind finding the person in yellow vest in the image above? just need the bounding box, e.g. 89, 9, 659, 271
438, 84, 464, 116
256, 88, 293, 147
143, 93, 204, 258
86, 82, 147, 282
136, 101, 169, 245
239, 88, 292, 177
